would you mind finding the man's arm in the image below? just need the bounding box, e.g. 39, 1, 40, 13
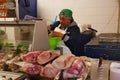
47, 21, 60, 34
51, 31, 64, 38
49, 21, 60, 30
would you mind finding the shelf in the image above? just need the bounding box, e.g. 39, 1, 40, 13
0, 20, 36, 25
7, 7, 16, 10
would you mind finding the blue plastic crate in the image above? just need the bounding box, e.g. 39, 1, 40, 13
84, 33, 120, 60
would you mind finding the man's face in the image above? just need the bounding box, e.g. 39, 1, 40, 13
59, 16, 71, 28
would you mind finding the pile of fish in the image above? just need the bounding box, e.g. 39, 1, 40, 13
20, 50, 91, 80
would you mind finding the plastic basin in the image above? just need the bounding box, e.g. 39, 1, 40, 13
48, 36, 60, 50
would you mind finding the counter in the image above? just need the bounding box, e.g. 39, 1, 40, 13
90, 58, 111, 80
85, 33, 120, 60
0, 20, 35, 25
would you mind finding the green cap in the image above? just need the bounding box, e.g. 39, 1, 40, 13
59, 9, 73, 18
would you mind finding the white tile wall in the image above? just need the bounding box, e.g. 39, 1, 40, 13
37, 0, 118, 34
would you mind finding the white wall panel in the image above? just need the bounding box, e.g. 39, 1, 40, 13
37, 0, 119, 34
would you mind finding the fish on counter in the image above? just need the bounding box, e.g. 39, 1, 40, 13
52, 54, 76, 70
21, 63, 42, 75
37, 50, 60, 65
63, 57, 87, 79
40, 63, 60, 78
20, 50, 92, 80
21, 51, 43, 64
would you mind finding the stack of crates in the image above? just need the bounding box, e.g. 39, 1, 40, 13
0, 0, 7, 18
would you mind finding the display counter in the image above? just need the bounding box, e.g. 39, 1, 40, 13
0, 46, 119, 80
85, 33, 120, 60
0, 23, 119, 80
0, 58, 115, 80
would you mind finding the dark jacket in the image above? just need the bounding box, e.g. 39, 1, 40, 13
50, 21, 84, 56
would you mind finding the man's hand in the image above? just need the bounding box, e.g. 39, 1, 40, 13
47, 25, 51, 31
51, 31, 64, 38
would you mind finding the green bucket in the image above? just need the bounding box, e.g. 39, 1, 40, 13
48, 36, 61, 50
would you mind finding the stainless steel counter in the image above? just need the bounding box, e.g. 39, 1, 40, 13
90, 59, 111, 80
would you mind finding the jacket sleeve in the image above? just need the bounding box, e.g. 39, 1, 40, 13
50, 21, 60, 30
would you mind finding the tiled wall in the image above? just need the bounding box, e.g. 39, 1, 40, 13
37, 0, 119, 34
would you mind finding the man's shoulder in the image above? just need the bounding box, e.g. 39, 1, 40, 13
68, 25, 79, 29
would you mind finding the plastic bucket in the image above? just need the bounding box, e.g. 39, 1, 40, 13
48, 36, 60, 50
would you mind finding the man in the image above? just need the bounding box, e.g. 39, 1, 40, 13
48, 9, 85, 56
